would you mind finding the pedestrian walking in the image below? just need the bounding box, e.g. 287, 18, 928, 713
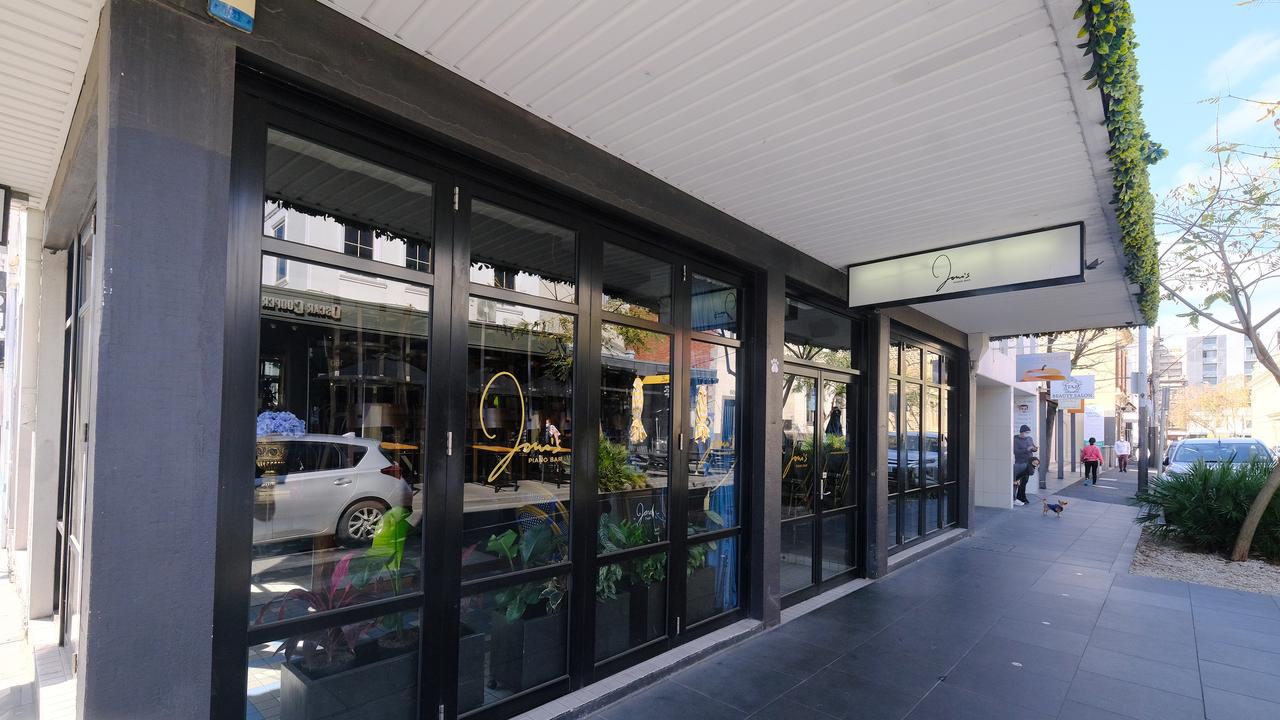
1081, 437, 1102, 485
1113, 436, 1131, 472
1013, 424, 1038, 506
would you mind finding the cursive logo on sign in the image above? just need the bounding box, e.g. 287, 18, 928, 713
479, 371, 570, 484
931, 254, 972, 293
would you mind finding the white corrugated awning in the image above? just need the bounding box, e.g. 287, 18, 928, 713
0, 0, 1141, 335
0, 0, 101, 208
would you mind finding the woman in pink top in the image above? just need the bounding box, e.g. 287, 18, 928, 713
1080, 437, 1103, 485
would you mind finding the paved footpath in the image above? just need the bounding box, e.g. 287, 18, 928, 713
0, 566, 36, 720
588, 495, 1280, 720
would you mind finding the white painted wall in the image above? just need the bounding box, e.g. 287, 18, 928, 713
975, 383, 1015, 508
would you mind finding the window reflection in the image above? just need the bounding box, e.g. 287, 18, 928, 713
925, 387, 940, 487
780, 518, 813, 595
687, 341, 738, 534
887, 379, 900, 497
246, 610, 419, 720
686, 538, 738, 624
462, 297, 573, 580
470, 200, 576, 302
595, 552, 667, 661
781, 374, 815, 520
603, 243, 672, 324
264, 129, 433, 273
599, 323, 670, 545
821, 380, 852, 508
459, 575, 569, 712
784, 299, 852, 368
252, 257, 427, 623
691, 274, 737, 338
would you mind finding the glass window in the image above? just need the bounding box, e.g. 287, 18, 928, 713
781, 375, 816, 520
904, 383, 922, 489
252, 257, 428, 623
901, 495, 920, 543
927, 351, 942, 383
784, 298, 852, 368
470, 199, 576, 302
264, 129, 433, 272
821, 380, 852, 508
780, 519, 813, 595
687, 341, 739, 534
458, 574, 570, 713
595, 552, 667, 661
686, 537, 738, 624
888, 342, 900, 376
691, 273, 738, 338
246, 610, 419, 720
924, 388, 940, 486
887, 379, 900, 496
821, 513, 855, 580
602, 243, 672, 324
902, 345, 922, 379
462, 297, 574, 580
599, 324, 671, 547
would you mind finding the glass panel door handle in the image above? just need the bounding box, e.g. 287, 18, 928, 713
819, 475, 832, 498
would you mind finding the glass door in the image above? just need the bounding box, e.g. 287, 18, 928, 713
780, 368, 858, 601
887, 337, 959, 552
779, 298, 861, 603
57, 217, 94, 661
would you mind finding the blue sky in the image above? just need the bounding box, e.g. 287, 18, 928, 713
1129, 0, 1280, 340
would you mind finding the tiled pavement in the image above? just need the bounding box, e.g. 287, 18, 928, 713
0, 567, 36, 720
587, 483, 1280, 720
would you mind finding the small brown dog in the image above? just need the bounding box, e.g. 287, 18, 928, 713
1041, 498, 1069, 517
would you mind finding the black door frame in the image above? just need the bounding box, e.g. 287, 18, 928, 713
211, 69, 753, 720
885, 326, 964, 554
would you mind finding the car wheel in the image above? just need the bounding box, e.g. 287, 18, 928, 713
337, 500, 387, 546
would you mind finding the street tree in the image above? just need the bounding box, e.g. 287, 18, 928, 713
1156, 106, 1280, 561
1168, 376, 1252, 437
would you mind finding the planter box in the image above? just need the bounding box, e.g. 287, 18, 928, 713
457, 626, 486, 713
631, 581, 666, 644
685, 566, 718, 625
594, 590, 631, 661
489, 610, 565, 692
280, 646, 416, 720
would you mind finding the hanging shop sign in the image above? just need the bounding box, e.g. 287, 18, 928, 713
1015, 352, 1072, 382
846, 222, 1084, 308
1050, 375, 1096, 401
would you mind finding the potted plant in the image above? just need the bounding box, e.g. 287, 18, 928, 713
481, 526, 569, 693
597, 436, 647, 492
685, 536, 718, 624
594, 560, 629, 660
352, 507, 418, 654
258, 556, 419, 720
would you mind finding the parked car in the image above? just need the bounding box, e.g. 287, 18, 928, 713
1161, 438, 1275, 477
253, 434, 412, 545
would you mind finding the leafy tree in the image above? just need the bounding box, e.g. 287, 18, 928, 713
1168, 376, 1252, 438
1156, 98, 1280, 560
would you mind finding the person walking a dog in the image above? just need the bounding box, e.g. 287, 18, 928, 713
1081, 437, 1102, 485
1012, 425, 1038, 506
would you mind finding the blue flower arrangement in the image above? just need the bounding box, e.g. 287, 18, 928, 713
256, 411, 306, 437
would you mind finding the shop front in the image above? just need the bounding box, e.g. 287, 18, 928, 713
0, 1, 1157, 719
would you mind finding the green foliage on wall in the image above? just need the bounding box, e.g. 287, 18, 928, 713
1076, 0, 1166, 325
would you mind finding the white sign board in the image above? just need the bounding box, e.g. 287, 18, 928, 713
1014, 398, 1036, 435
848, 223, 1084, 308
1015, 352, 1072, 383
1083, 408, 1105, 445
1050, 375, 1096, 401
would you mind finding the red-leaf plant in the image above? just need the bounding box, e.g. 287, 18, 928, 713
254, 553, 377, 675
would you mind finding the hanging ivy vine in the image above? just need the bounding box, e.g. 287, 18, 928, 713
1076, 0, 1166, 325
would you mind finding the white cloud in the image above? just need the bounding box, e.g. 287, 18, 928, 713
1205, 33, 1280, 92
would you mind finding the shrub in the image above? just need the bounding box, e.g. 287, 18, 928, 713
1134, 459, 1280, 562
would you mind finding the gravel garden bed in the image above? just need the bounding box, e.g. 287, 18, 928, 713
1129, 528, 1280, 595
